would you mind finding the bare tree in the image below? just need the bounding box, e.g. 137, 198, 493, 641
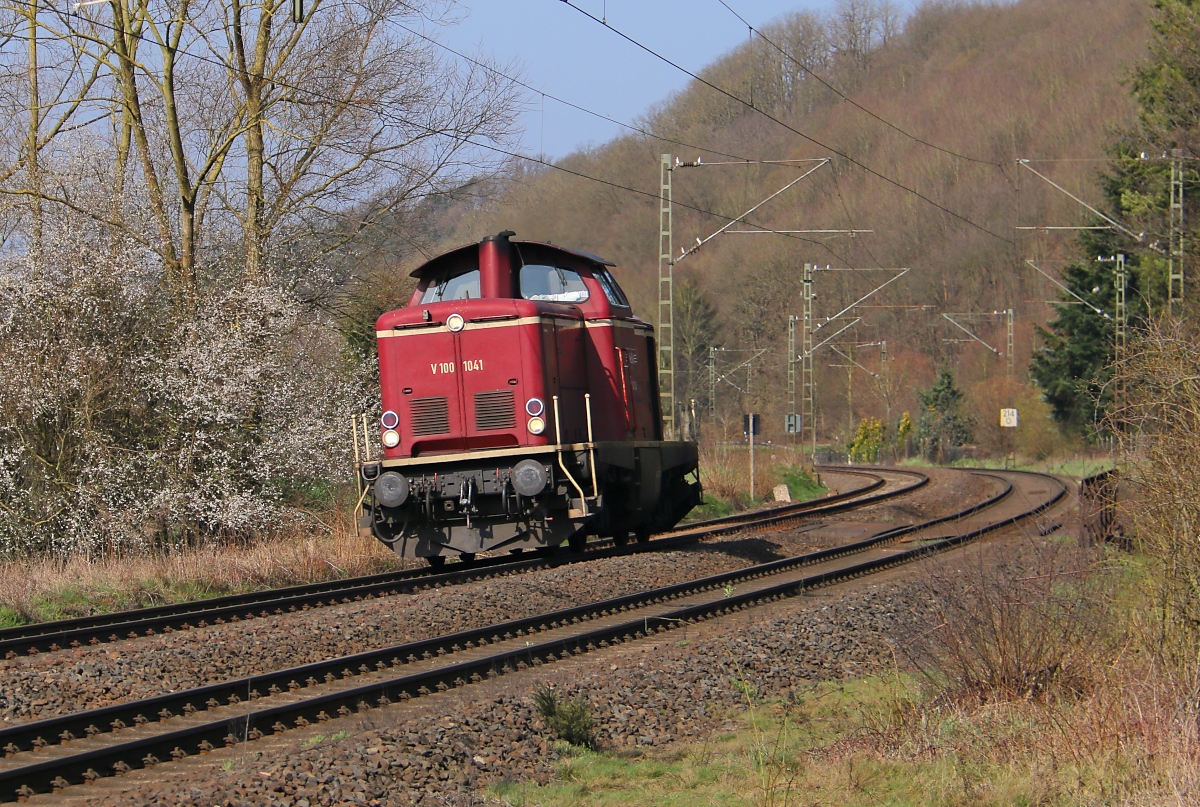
0, 0, 525, 556
0, 0, 523, 301
831, 0, 898, 71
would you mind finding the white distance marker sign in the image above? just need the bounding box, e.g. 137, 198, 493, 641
1000, 408, 1019, 428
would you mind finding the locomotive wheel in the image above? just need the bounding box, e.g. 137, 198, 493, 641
426, 556, 446, 568
568, 533, 587, 553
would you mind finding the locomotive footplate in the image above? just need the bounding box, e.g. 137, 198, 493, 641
357, 440, 699, 560
359, 446, 595, 558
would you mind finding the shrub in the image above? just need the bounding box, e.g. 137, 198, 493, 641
0, 219, 371, 558
903, 541, 1113, 705
848, 417, 885, 464
1116, 317, 1200, 673
532, 684, 597, 749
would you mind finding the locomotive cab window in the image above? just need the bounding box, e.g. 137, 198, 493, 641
520, 264, 589, 303
420, 266, 480, 303
592, 267, 630, 308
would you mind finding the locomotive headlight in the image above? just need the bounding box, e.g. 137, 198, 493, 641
382, 429, 401, 448
381, 410, 399, 430
527, 416, 546, 435
446, 313, 465, 332
525, 397, 545, 417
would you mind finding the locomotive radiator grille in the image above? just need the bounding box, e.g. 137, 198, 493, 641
410, 396, 450, 435
474, 390, 516, 431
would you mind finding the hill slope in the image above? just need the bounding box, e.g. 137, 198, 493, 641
413, 0, 1150, 452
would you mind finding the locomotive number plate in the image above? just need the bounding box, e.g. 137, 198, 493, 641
430, 360, 485, 374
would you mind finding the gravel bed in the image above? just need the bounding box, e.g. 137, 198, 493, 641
80, 580, 935, 807
0, 550, 752, 724
0, 469, 994, 726
45, 469, 1051, 806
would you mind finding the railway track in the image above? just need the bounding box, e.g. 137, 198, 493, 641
0, 468, 922, 660
0, 469, 1063, 802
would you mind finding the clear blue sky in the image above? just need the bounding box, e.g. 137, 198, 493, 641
440, 1, 912, 160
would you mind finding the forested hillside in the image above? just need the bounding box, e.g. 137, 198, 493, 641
400, 0, 1151, 453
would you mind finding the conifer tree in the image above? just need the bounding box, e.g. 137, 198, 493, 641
1031, 0, 1198, 434
915, 369, 973, 463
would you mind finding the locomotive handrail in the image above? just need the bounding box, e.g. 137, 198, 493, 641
585, 392, 599, 498
553, 394, 591, 517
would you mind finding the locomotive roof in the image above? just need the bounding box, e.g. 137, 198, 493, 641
408, 239, 616, 279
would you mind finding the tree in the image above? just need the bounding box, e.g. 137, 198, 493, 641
1031, 0, 1197, 432
915, 369, 972, 463
1029, 231, 1146, 435
0, 1, 524, 556
0, 0, 523, 304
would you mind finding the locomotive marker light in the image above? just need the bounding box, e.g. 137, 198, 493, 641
381, 429, 401, 449
527, 416, 546, 435
381, 410, 399, 430
525, 398, 545, 417
446, 313, 465, 332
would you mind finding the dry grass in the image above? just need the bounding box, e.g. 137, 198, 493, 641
0, 516, 410, 625
869, 537, 1200, 805
698, 442, 817, 507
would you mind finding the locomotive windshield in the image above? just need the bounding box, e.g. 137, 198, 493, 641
592, 267, 630, 308
520, 264, 589, 303
420, 266, 480, 302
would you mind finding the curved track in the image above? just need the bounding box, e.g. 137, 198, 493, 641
0, 468, 921, 659
0, 469, 1064, 802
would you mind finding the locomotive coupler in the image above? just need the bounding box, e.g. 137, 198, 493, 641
459, 478, 478, 528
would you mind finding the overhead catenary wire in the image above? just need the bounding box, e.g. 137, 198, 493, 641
559, 0, 1014, 246
392, 19, 827, 172
58, 9, 853, 265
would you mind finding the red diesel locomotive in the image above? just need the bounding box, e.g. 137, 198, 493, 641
355, 231, 701, 563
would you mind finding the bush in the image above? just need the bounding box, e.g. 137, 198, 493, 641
903, 541, 1113, 705
848, 417, 885, 464
0, 218, 370, 558
532, 684, 597, 749
1116, 317, 1200, 673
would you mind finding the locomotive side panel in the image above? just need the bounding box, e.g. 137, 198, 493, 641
554, 319, 589, 444
580, 323, 629, 441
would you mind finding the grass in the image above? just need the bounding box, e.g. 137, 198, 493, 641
492, 678, 927, 807
495, 549, 1198, 806
780, 468, 825, 501
689, 440, 827, 521
686, 494, 738, 521
496, 668, 1194, 807
947, 456, 1114, 478
0, 524, 410, 625
302, 730, 350, 748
